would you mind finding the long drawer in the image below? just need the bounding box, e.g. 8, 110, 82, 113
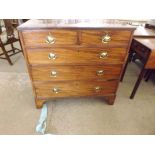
22, 29, 77, 47
26, 47, 127, 65
31, 65, 122, 81
34, 80, 118, 98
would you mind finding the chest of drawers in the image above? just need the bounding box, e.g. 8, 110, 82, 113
18, 19, 135, 108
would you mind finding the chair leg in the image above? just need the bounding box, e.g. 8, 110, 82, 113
11, 43, 15, 54
1, 45, 13, 65
130, 68, 145, 99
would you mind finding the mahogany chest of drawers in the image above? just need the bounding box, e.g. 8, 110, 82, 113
18, 19, 135, 108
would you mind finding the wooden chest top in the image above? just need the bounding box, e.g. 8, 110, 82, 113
18, 19, 136, 30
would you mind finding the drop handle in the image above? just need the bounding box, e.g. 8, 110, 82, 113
50, 71, 57, 77
48, 53, 57, 60
45, 33, 55, 44
94, 86, 103, 92
52, 87, 60, 94
102, 34, 111, 43
100, 51, 108, 59
96, 70, 104, 76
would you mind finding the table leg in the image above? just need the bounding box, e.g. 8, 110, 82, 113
144, 69, 150, 78
130, 68, 145, 99
145, 69, 152, 82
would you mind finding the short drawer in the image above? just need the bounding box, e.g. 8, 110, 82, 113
31, 65, 122, 81
81, 30, 131, 47
34, 80, 118, 98
22, 29, 77, 47
27, 47, 127, 65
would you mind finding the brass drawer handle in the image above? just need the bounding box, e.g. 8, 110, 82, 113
48, 53, 57, 60
100, 51, 108, 59
52, 87, 60, 93
96, 70, 104, 76
45, 33, 55, 44
94, 86, 103, 92
50, 71, 57, 77
102, 34, 111, 43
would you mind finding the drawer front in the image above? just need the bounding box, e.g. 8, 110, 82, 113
27, 48, 127, 65
131, 39, 150, 60
146, 52, 155, 68
81, 30, 131, 46
22, 30, 77, 47
31, 65, 122, 81
34, 81, 118, 98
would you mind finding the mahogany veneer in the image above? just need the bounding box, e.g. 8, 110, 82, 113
18, 19, 135, 108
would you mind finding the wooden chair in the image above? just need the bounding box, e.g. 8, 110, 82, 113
0, 19, 23, 65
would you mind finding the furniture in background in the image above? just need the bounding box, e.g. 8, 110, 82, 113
120, 30, 155, 81
0, 19, 22, 65
121, 23, 155, 81
133, 21, 155, 81
124, 38, 155, 99
18, 19, 135, 108
133, 26, 155, 38
120, 21, 155, 99
18, 19, 29, 25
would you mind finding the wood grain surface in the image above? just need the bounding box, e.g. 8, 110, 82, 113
31, 65, 122, 81
18, 19, 134, 108
26, 47, 127, 65
34, 80, 118, 98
